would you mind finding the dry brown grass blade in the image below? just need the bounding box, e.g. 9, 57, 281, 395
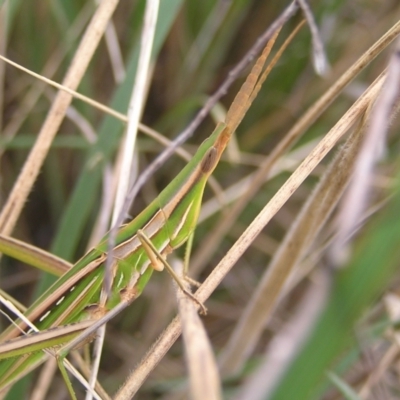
69, 351, 111, 400
0, 0, 120, 236
190, 18, 400, 276
175, 260, 221, 400
218, 112, 369, 375
330, 36, 400, 267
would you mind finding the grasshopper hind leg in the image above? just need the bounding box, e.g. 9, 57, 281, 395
137, 230, 207, 314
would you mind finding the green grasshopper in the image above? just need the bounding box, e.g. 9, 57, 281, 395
0, 30, 280, 398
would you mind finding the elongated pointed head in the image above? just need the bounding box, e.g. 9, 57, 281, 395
199, 124, 231, 179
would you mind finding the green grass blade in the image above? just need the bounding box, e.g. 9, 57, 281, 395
0, 235, 71, 276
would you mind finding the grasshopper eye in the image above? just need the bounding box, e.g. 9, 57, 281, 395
200, 147, 218, 174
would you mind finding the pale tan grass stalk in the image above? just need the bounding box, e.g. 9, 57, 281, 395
70, 352, 111, 400
112, 0, 159, 224
359, 339, 399, 398
190, 19, 400, 275
230, 223, 278, 257
0, 0, 120, 236
330, 37, 400, 267
85, 324, 106, 400
0, 54, 127, 123
30, 357, 58, 400
218, 114, 367, 375
87, 4, 160, 396
297, 0, 328, 75
43, 86, 114, 249
174, 260, 222, 400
